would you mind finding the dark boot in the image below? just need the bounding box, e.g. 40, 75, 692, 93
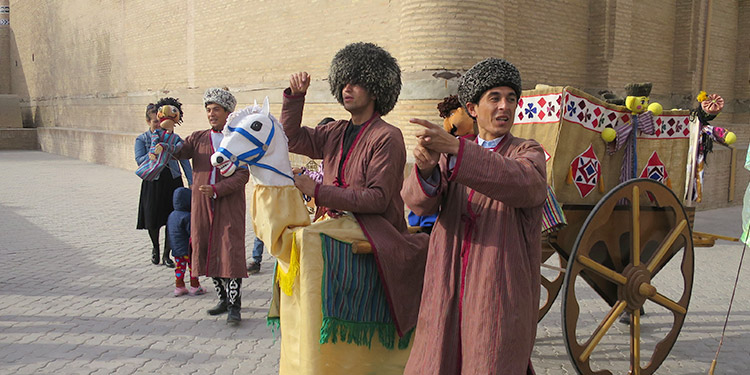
151, 246, 160, 265
162, 239, 175, 268
226, 278, 242, 325
207, 278, 228, 315
162, 249, 175, 268
148, 228, 160, 265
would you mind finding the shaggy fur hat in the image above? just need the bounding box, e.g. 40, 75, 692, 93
458, 58, 522, 109
203, 87, 237, 112
328, 42, 401, 116
624, 83, 652, 97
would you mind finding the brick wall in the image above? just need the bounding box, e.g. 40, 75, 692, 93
4, 0, 749, 210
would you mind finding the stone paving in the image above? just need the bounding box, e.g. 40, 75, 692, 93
1, 150, 748, 374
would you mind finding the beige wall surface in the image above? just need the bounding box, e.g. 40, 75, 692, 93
3, 0, 749, 209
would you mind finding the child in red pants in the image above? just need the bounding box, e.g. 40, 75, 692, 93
167, 187, 205, 296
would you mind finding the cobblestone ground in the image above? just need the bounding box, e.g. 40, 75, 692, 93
1, 151, 748, 374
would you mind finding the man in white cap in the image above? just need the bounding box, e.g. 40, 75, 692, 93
402, 58, 546, 374
174, 87, 248, 325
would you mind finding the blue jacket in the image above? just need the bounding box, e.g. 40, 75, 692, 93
135, 130, 193, 184
167, 187, 192, 258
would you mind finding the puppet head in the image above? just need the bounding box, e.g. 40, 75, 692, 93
696, 91, 724, 122
157, 105, 180, 131
329, 42, 401, 116
155, 97, 184, 131
624, 83, 662, 115
437, 95, 475, 136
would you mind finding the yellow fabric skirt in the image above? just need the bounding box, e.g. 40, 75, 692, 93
252, 185, 412, 375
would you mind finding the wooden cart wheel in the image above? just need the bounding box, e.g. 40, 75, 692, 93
561, 179, 694, 375
540, 242, 566, 322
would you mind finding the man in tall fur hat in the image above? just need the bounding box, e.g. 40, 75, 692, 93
279, 42, 429, 373
402, 57, 547, 374
173, 87, 249, 325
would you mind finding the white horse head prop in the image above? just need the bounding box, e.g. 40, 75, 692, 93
210, 97, 294, 186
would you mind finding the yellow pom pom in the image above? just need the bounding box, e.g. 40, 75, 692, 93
648, 102, 663, 116
725, 132, 737, 145
696, 91, 707, 102
601, 128, 617, 143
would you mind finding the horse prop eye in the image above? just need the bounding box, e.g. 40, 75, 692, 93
251, 121, 263, 131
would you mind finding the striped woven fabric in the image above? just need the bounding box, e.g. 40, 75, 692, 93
541, 185, 567, 233
135, 130, 181, 181
320, 234, 411, 350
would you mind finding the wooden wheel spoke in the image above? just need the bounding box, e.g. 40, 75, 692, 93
563, 179, 694, 375
649, 292, 687, 315
580, 301, 628, 362
541, 276, 553, 289
647, 219, 688, 273
631, 309, 641, 375
577, 255, 627, 285
632, 186, 641, 266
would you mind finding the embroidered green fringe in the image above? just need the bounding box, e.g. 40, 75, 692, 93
266, 316, 280, 338
319, 317, 413, 350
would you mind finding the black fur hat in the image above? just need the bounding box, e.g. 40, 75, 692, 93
624, 83, 653, 97
328, 42, 401, 116
458, 58, 522, 109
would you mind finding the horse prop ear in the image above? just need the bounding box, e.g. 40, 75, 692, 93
262, 97, 270, 116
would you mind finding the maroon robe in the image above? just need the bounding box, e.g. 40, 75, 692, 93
174, 129, 249, 279
402, 134, 547, 374
280, 89, 428, 336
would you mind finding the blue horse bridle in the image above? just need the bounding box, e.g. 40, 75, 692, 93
215, 118, 295, 181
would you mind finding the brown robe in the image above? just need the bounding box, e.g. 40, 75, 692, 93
402, 134, 547, 374
280, 89, 428, 335
174, 129, 249, 279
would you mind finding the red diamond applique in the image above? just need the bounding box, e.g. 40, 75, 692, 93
639, 151, 668, 183
594, 107, 602, 117
667, 128, 675, 136
538, 97, 547, 108
571, 144, 600, 198
621, 114, 630, 124
538, 111, 546, 120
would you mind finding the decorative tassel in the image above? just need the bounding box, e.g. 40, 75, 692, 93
266, 317, 280, 338
278, 234, 301, 296
567, 165, 573, 184
666, 177, 672, 189
319, 317, 413, 350
598, 174, 605, 193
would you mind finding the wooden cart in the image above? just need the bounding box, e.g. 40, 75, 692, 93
513, 86, 704, 375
